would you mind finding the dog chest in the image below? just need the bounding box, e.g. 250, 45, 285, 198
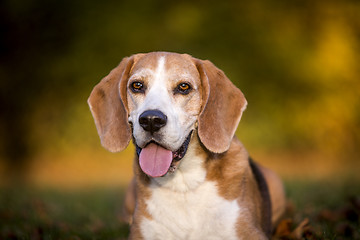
140, 181, 241, 240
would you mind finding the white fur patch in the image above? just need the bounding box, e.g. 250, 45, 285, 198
140, 180, 240, 240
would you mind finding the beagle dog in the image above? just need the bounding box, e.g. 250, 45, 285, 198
88, 52, 285, 239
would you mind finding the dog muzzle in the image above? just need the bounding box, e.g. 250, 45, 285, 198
136, 131, 193, 178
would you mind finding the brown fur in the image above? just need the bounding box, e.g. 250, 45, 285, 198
204, 137, 267, 236
196, 59, 247, 153
88, 56, 133, 152
128, 166, 151, 239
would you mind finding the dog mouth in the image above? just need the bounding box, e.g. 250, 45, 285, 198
135, 131, 193, 178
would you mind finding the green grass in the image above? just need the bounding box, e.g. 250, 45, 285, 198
281, 179, 360, 239
1, 179, 359, 240
0, 187, 129, 240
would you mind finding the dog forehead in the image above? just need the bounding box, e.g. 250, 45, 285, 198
131, 52, 200, 79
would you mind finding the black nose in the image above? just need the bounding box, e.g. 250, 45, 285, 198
139, 110, 167, 134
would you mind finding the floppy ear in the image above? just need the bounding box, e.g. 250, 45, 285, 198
195, 59, 247, 153
87, 56, 134, 152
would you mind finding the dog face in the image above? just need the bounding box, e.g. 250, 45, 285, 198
127, 53, 202, 152
88, 52, 247, 177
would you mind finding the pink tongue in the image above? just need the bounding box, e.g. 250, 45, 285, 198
139, 143, 173, 178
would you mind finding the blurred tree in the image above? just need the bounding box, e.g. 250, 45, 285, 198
0, 0, 78, 175
0, 0, 359, 178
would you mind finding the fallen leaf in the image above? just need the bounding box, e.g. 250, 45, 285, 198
274, 218, 293, 237
293, 218, 309, 239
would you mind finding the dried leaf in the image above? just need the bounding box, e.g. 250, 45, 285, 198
292, 218, 309, 239
274, 218, 293, 237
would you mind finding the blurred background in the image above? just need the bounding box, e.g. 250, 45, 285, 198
1, 0, 360, 188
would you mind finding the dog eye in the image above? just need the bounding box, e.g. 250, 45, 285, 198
175, 82, 192, 95
130, 81, 145, 93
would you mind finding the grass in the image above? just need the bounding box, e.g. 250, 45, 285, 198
0, 178, 359, 240
278, 178, 360, 239
0, 187, 129, 240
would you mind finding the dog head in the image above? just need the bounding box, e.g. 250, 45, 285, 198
88, 52, 247, 177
